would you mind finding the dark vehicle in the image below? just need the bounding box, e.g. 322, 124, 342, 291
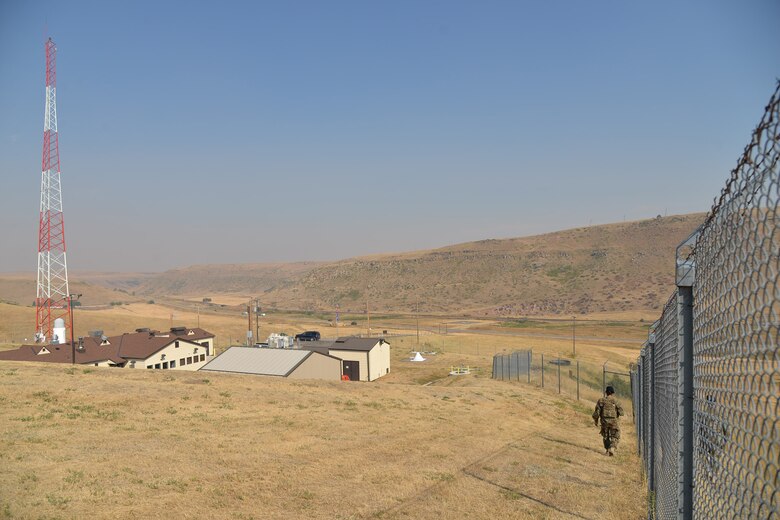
295, 331, 321, 342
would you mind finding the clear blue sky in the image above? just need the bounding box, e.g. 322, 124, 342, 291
1, 1, 778, 272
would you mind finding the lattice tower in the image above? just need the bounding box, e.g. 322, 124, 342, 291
35, 38, 71, 343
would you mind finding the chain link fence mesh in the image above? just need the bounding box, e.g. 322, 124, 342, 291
654, 294, 681, 520
635, 82, 779, 519
691, 83, 780, 518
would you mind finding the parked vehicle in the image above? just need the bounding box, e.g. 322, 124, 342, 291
295, 331, 321, 342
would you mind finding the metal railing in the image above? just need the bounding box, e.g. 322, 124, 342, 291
632, 82, 779, 519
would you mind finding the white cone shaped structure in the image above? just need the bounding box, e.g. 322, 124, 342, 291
411, 352, 426, 362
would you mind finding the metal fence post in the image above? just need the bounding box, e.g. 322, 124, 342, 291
576, 361, 580, 401
637, 358, 642, 454
557, 356, 561, 394
541, 353, 545, 388
629, 368, 635, 423
676, 232, 697, 520
527, 350, 531, 384
677, 285, 694, 520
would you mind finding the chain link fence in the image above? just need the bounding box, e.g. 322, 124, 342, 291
492, 350, 631, 405
632, 82, 779, 519
654, 294, 681, 520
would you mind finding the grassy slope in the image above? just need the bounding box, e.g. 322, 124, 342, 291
0, 359, 644, 520
0, 301, 645, 517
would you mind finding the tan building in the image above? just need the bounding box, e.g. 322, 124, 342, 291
201, 346, 342, 381
302, 337, 391, 381
0, 327, 215, 370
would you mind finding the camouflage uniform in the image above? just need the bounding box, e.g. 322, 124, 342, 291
593, 394, 624, 455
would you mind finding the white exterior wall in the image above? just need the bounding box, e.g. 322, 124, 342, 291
190, 336, 214, 355
87, 359, 118, 368
329, 350, 369, 381
367, 341, 391, 381
140, 339, 210, 371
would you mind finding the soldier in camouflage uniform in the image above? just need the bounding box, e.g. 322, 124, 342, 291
593, 385, 624, 456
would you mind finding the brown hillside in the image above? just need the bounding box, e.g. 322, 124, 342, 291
133, 213, 704, 316
0, 273, 144, 308
135, 262, 324, 296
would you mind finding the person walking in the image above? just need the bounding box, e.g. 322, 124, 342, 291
593, 385, 624, 456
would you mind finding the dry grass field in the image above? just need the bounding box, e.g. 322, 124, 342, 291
0, 360, 644, 520
0, 299, 646, 519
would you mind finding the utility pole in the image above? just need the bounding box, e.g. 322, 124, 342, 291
247, 303, 252, 346
366, 299, 371, 338
254, 299, 260, 344
68, 293, 81, 364
35, 38, 72, 343
416, 297, 420, 346
572, 316, 576, 356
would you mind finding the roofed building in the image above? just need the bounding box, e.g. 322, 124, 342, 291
300, 337, 390, 381
200, 347, 342, 380
0, 327, 215, 370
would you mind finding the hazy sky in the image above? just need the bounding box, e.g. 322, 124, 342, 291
1, 1, 778, 272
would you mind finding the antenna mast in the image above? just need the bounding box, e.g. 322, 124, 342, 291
35, 37, 71, 343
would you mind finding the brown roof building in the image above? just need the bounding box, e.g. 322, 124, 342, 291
0, 327, 215, 370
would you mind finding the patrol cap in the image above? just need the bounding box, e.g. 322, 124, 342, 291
605, 385, 615, 394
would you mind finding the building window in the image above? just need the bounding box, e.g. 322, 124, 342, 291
94, 363, 98, 367
155, 363, 161, 369
162, 362, 169, 369
200, 354, 205, 362
175, 341, 180, 348
180, 358, 185, 365
170, 360, 176, 368
147, 366, 152, 369
187, 357, 192, 364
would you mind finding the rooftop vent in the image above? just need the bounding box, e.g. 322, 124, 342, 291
170, 327, 187, 335
135, 328, 151, 333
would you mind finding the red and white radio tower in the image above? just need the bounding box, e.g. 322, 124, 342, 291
35, 38, 71, 343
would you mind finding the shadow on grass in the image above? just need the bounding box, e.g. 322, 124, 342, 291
462, 468, 596, 520
541, 435, 605, 455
